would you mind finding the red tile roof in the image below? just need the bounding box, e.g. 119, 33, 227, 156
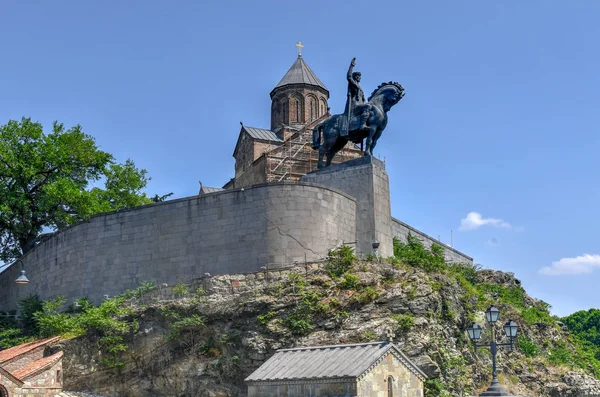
0, 337, 60, 364
0, 366, 24, 386
11, 351, 63, 380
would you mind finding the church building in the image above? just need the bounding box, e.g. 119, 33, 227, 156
246, 341, 426, 397
0, 337, 63, 397
225, 46, 362, 189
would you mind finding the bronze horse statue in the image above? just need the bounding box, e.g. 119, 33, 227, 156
312, 82, 404, 168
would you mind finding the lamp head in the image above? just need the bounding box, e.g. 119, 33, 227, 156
15, 269, 30, 285
485, 305, 500, 324
467, 323, 482, 341
504, 319, 519, 338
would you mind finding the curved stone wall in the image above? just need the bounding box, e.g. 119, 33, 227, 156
0, 182, 356, 309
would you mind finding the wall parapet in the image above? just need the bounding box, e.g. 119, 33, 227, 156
391, 217, 473, 264
0, 183, 356, 309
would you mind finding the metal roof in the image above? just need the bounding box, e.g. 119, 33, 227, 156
243, 126, 283, 142
200, 186, 224, 195
273, 56, 328, 92
245, 342, 427, 383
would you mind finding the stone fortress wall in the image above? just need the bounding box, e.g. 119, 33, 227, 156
0, 166, 472, 311
0, 182, 357, 309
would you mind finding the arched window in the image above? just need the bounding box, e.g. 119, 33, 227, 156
320, 98, 327, 116
310, 100, 315, 120
295, 99, 300, 122
0, 385, 8, 397
283, 101, 289, 124
387, 376, 394, 397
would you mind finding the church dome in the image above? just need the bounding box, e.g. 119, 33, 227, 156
270, 46, 330, 132
270, 55, 328, 97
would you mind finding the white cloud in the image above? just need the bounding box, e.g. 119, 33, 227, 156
459, 212, 512, 231
539, 254, 600, 276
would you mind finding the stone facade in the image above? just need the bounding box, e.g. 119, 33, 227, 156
0, 183, 356, 309
248, 380, 357, 397
358, 353, 423, 397
302, 156, 394, 258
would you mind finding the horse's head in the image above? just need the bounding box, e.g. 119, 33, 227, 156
368, 82, 405, 111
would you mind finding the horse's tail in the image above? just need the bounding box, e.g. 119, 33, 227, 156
312, 123, 322, 149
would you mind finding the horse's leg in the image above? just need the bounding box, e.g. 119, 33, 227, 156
318, 145, 326, 169
327, 137, 348, 166
364, 126, 377, 157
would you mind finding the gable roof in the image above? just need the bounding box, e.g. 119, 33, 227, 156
0, 337, 59, 365
245, 342, 427, 383
233, 126, 283, 158
0, 366, 23, 386
11, 351, 63, 380
272, 56, 328, 93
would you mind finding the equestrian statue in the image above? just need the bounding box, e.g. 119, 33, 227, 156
312, 57, 404, 168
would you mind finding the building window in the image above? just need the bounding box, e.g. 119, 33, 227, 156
387, 376, 394, 397
0, 385, 8, 397
310, 100, 315, 120
295, 99, 300, 122
57, 369, 61, 383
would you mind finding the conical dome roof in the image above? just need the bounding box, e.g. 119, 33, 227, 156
272, 56, 328, 93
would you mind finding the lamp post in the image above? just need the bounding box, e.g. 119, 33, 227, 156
14, 259, 30, 285
467, 305, 519, 396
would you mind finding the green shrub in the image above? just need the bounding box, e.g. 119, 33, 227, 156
173, 283, 190, 297
518, 336, 539, 357
361, 330, 376, 341
364, 253, 378, 261
282, 314, 313, 336
18, 294, 43, 334
339, 273, 361, 290
391, 313, 414, 331
393, 235, 445, 272
548, 347, 573, 366
0, 327, 31, 349
257, 311, 277, 326
325, 245, 356, 277
424, 379, 451, 397
521, 307, 554, 326
350, 286, 379, 305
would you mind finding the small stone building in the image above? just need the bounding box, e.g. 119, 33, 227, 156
245, 342, 426, 397
0, 337, 63, 397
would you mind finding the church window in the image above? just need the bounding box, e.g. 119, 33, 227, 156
295, 99, 300, 122
283, 101, 289, 124
387, 376, 394, 397
310, 100, 315, 120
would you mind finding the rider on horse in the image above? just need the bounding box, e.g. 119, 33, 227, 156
340, 58, 368, 137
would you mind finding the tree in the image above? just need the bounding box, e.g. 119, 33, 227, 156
0, 117, 154, 261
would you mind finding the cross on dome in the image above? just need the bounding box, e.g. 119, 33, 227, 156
296, 41, 304, 57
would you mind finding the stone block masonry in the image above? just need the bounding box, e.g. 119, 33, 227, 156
0, 182, 356, 309
302, 156, 394, 258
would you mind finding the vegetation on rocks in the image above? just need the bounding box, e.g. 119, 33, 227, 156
2, 234, 600, 396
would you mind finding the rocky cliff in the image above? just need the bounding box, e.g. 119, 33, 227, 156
51, 248, 600, 397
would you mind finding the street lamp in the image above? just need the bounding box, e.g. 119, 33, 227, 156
467, 306, 519, 396
14, 259, 30, 285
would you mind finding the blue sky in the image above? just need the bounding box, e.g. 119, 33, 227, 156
1, 1, 599, 316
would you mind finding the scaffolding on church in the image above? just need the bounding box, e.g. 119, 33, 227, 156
265, 128, 363, 183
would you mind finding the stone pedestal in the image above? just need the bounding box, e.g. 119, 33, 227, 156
301, 156, 393, 258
